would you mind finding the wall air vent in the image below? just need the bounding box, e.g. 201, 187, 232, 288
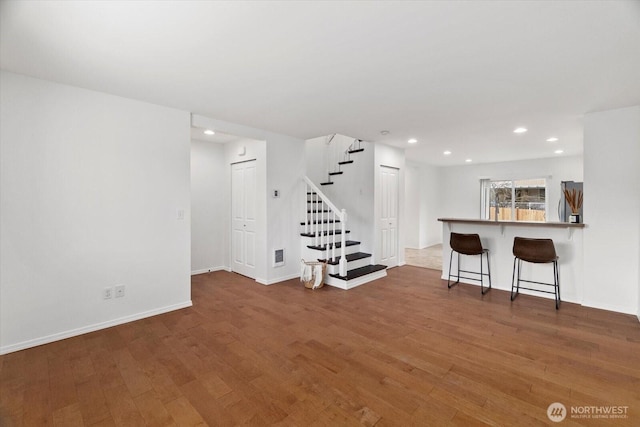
274, 249, 285, 267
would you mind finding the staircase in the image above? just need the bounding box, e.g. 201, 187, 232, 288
320, 136, 364, 186
301, 177, 387, 290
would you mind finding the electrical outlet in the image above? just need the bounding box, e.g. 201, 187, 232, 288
115, 285, 125, 298
103, 287, 113, 299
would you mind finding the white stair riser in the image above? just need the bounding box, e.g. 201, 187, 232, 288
300, 223, 341, 233
305, 213, 341, 222
300, 235, 348, 247
325, 257, 371, 275
301, 244, 360, 262
324, 269, 388, 290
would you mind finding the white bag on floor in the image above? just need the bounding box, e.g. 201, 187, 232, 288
300, 259, 326, 289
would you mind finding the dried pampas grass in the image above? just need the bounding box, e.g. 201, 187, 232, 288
563, 188, 583, 214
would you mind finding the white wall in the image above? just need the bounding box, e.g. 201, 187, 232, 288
192, 115, 304, 285
375, 144, 406, 266
421, 165, 442, 247
405, 166, 421, 249
583, 105, 640, 315
266, 135, 306, 283
190, 140, 228, 274
405, 163, 442, 248
0, 71, 192, 354
439, 155, 584, 220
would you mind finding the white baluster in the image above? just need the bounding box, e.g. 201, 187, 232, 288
314, 192, 319, 247
340, 209, 347, 277
304, 184, 309, 234
331, 210, 336, 263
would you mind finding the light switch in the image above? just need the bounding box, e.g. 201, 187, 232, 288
177, 209, 185, 220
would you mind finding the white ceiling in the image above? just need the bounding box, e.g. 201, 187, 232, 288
190, 127, 241, 144
2, 1, 639, 166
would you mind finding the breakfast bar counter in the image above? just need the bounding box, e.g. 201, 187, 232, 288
438, 218, 585, 305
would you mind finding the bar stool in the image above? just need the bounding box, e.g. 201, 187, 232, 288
511, 237, 560, 309
448, 232, 491, 295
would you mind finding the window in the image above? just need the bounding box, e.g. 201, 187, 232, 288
481, 178, 546, 221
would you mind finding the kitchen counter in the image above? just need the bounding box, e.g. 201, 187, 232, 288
438, 218, 585, 228
438, 218, 584, 305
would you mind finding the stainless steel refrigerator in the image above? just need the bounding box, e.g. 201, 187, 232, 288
559, 181, 583, 222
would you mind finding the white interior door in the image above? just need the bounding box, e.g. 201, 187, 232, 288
231, 160, 256, 278
379, 166, 399, 267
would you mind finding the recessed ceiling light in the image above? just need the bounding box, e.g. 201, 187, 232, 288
465, 159, 472, 163
204, 129, 215, 135
380, 130, 390, 135
554, 149, 564, 154
443, 150, 452, 155
546, 137, 559, 142
408, 138, 417, 144
514, 127, 527, 134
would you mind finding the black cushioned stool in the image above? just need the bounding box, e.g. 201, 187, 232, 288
447, 232, 491, 295
511, 237, 560, 309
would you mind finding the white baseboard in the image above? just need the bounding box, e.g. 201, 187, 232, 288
581, 300, 637, 316
0, 300, 193, 355
256, 272, 300, 285
191, 266, 230, 275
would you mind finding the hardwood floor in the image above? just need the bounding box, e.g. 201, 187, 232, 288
2, 266, 640, 426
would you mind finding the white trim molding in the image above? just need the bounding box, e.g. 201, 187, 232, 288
0, 301, 193, 355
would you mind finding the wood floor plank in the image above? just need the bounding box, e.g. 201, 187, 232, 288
101, 384, 146, 427
132, 389, 177, 427
1, 266, 640, 426
164, 396, 207, 427
52, 403, 84, 427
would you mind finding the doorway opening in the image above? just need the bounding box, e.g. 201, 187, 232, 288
190, 126, 263, 278
405, 245, 442, 270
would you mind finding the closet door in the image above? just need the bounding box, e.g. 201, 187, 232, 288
379, 165, 399, 267
231, 160, 256, 278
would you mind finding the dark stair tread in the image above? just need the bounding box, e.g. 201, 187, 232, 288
307, 209, 331, 213
348, 148, 365, 153
307, 240, 360, 251
300, 230, 350, 238
319, 252, 371, 265
300, 220, 341, 225
328, 171, 343, 176
329, 264, 387, 281
320, 182, 334, 186
306, 200, 324, 203
338, 160, 354, 165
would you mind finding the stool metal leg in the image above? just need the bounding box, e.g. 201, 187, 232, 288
510, 257, 519, 301
486, 251, 492, 292
553, 260, 560, 310
447, 250, 459, 288
480, 251, 484, 293
481, 251, 491, 295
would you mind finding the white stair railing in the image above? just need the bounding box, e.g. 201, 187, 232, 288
323, 135, 362, 178
303, 176, 347, 277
